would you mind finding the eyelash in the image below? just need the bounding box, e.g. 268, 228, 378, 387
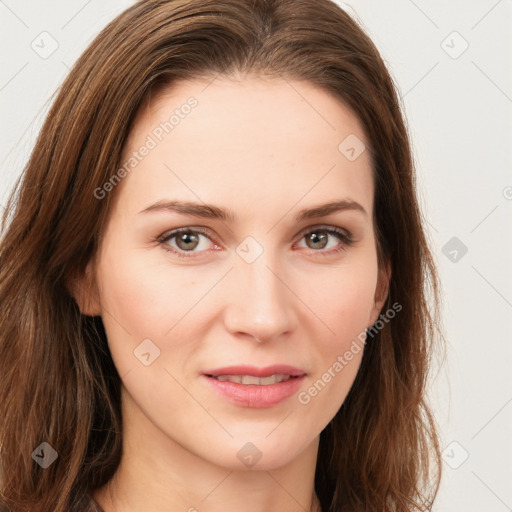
156, 225, 354, 259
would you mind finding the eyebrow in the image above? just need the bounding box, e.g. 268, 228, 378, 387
138, 198, 367, 223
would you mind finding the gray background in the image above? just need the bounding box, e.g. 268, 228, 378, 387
1, 1, 511, 510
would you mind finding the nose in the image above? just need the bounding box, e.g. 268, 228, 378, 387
223, 253, 298, 344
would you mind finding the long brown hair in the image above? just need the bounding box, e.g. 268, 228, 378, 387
0, 0, 443, 510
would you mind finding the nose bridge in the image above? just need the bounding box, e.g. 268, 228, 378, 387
224, 239, 296, 341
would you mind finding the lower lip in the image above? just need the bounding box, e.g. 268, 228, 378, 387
202, 375, 306, 408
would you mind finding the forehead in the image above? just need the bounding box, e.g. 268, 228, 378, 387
116, 75, 374, 219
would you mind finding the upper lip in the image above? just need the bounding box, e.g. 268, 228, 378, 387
203, 365, 307, 378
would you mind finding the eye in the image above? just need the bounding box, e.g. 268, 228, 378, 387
157, 227, 217, 258
296, 226, 353, 256
156, 225, 353, 259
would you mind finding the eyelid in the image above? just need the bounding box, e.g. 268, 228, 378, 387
156, 226, 219, 249
295, 223, 352, 241
158, 224, 352, 242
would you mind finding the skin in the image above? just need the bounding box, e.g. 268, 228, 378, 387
74, 74, 389, 512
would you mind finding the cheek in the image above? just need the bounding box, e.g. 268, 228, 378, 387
300, 259, 378, 345
94, 244, 178, 370
95, 238, 222, 381
97, 244, 200, 336
294, 263, 377, 422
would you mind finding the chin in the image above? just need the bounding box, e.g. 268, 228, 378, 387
199, 433, 316, 472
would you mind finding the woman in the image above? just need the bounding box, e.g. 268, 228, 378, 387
0, 0, 443, 510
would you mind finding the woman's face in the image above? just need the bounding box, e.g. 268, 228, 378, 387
80, 75, 388, 470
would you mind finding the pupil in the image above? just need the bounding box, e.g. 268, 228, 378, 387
309, 231, 327, 249
178, 232, 198, 250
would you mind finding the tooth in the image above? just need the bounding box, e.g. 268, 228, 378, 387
213, 374, 294, 384
241, 375, 261, 385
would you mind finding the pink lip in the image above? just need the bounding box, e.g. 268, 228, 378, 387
202, 374, 306, 408
201, 365, 307, 408
202, 364, 306, 378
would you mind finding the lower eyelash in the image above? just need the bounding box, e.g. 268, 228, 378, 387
311, 228, 353, 257
322, 228, 352, 243
157, 227, 353, 258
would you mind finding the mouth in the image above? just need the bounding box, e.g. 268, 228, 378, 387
201, 365, 307, 408
207, 374, 297, 385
